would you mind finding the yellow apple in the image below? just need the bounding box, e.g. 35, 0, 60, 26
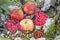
19, 19, 34, 33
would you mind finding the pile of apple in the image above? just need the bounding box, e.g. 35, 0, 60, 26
5, 1, 48, 38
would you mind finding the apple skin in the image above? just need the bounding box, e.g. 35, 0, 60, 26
19, 19, 34, 33
24, 2, 37, 14
10, 9, 24, 20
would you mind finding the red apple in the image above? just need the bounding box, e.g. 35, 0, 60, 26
19, 19, 34, 33
10, 8, 24, 20
24, 2, 37, 14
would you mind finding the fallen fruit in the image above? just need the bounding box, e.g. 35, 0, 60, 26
10, 8, 24, 20
19, 19, 34, 33
24, 2, 37, 14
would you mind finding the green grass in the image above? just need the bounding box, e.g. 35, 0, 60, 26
0, 36, 11, 40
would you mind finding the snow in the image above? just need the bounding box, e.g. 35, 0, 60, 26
15, 37, 22, 40
43, 18, 54, 32
55, 35, 60, 40
41, 0, 51, 11
36, 37, 46, 40
8, 5, 19, 11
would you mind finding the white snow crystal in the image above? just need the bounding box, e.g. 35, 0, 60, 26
30, 37, 35, 40
55, 35, 60, 40
7, 31, 10, 34
1, 33, 4, 37
35, 26, 41, 30
39, 0, 44, 2
43, 18, 54, 32
1, 14, 6, 22
41, 0, 51, 11
14, 31, 21, 36
15, 37, 22, 40
36, 37, 46, 40
8, 5, 19, 11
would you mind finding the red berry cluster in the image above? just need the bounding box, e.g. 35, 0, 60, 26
35, 10, 48, 26
34, 30, 44, 38
5, 20, 18, 33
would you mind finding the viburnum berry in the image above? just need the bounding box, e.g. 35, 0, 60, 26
33, 29, 44, 38
35, 10, 48, 26
5, 20, 18, 33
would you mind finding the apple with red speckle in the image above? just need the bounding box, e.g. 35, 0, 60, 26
24, 2, 37, 14
19, 19, 34, 33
